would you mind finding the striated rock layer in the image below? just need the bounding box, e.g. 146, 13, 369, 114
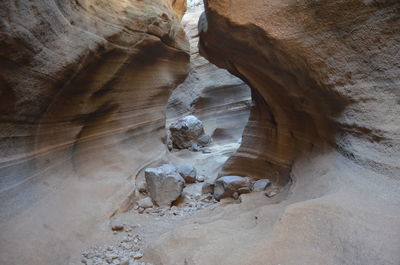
200, 0, 400, 184
0, 0, 189, 264
145, 1, 400, 265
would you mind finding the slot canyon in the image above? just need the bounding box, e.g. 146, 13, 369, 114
0, 0, 399, 264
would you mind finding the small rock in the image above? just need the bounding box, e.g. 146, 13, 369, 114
166, 133, 173, 151
201, 181, 214, 194
197, 134, 211, 146
265, 188, 279, 198
137, 197, 153, 209
196, 175, 205, 182
110, 218, 124, 231
189, 143, 202, 152
201, 148, 212, 154
214, 176, 251, 200
120, 258, 129, 265
133, 252, 143, 260
138, 207, 145, 214
252, 179, 271, 192
137, 181, 147, 193
177, 165, 197, 183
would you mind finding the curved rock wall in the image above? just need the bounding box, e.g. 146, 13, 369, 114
0, 0, 188, 264
199, 0, 400, 184
143, 1, 400, 265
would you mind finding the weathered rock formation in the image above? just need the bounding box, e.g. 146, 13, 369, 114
1, 0, 399, 265
0, 0, 188, 264
199, 0, 400, 185
145, 1, 400, 265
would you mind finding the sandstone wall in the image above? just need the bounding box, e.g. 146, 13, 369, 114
199, 0, 400, 184
0, 0, 188, 264
143, 1, 400, 265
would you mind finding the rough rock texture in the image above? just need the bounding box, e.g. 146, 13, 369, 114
169, 115, 211, 149
145, 1, 400, 265
145, 165, 184, 207
213, 175, 251, 200
0, 1, 189, 264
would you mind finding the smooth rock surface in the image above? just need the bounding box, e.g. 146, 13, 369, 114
252, 179, 271, 192
144, 165, 184, 207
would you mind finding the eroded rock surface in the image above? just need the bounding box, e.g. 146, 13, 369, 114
0, 0, 189, 264
145, 1, 400, 265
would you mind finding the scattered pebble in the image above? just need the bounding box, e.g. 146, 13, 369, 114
110, 218, 125, 231
81, 233, 150, 265
265, 187, 279, 198
196, 175, 205, 182
133, 194, 216, 217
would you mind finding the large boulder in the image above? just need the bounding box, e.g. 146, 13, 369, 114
169, 115, 211, 150
213, 176, 251, 200
144, 165, 184, 207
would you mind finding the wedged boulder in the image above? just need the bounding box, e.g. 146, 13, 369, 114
144, 165, 184, 207
177, 165, 197, 183
213, 176, 251, 200
169, 115, 211, 150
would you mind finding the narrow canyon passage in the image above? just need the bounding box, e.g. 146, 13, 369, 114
0, 0, 399, 265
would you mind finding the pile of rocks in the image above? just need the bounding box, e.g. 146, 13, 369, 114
134, 164, 276, 217
202, 176, 274, 200
168, 115, 211, 151
81, 233, 151, 265
133, 164, 214, 216
135, 193, 216, 217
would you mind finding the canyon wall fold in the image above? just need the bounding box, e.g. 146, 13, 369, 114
143, 1, 400, 265
0, 0, 189, 264
199, 0, 400, 184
